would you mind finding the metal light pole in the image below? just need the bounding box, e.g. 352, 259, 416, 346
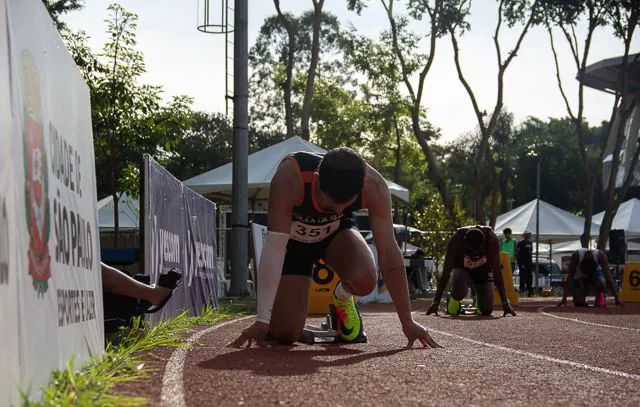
230, 0, 249, 296
527, 147, 540, 292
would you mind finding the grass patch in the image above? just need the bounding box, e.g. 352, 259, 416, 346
23, 299, 255, 407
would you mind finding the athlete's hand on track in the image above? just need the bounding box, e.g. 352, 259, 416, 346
615, 298, 624, 307
227, 321, 270, 348
403, 320, 443, 348
425, 301, 440, 316
556, 297, 567, 307
502, 302, 517, 317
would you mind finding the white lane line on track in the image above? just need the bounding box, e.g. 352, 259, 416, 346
427, 327, 640, 380
537, 306, 640, 332
160, 316, 254, 407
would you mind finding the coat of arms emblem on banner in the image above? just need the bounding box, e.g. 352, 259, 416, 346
22, 50, 51, 296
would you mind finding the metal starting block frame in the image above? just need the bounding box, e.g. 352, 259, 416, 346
442, 298, 481, 316
300, 304, 340, 344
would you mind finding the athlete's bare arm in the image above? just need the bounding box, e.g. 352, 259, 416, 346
366, 165, 441, 347
558, 252, 579, 306
228, 159, 301, 348
434, 232, 462, 304
599, 250, 621, 304
365, 166, 411, 325
267, 159, 301, 233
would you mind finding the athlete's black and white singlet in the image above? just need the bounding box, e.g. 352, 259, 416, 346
281, 151, 366, 276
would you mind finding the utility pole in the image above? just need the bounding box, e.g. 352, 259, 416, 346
230, 0, 248, 296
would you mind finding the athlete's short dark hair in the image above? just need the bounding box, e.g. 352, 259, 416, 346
464, 228, 485, 254
318, 147, 365, 203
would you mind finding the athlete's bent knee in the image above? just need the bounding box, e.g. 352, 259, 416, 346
346, 265, 377, 296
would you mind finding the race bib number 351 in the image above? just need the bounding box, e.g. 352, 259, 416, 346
290, 220, 340, 243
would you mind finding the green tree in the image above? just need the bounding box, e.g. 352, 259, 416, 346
347, 0, 469, 222
544, 0, 640, 248
413, 196, 470, 276
445, 0, 544, 225
251, 6, 350, 139
492, 110, 516, 215
339, 24, 446, 223
42, 0, 84, 31
510, 117, 604, 213
64, 4, 193, 246
309, 76, 370, 150
165, 112, 234, 181
165, 112, 287, 182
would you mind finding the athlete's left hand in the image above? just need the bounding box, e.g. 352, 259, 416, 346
615, 297, 624, 307
402, 320, 443, 348
502, 302, 517, 317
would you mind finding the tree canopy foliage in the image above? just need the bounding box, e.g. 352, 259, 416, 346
51, 0, 640, 251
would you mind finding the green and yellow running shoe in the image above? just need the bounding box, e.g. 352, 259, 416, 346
447, 297, 464, 315
333, 293, 367, 343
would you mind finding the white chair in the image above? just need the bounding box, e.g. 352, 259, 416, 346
216, 259, 230, 298
216, 259, 256, 298
247, 262, 256, 299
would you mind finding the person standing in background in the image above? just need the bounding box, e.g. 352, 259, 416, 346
500, 228, 517, 274
516, 230, 534, 297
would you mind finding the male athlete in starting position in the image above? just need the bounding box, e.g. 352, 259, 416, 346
557, 248, 622, 308
426, 225, 517, 317
229, 147, 441, 348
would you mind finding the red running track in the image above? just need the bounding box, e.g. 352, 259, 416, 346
126, 300, 640, 406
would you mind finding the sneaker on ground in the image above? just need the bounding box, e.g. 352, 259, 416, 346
333, 293, 367, 343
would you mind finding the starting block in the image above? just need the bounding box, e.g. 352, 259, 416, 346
459, 304, 480, 315
301, 304, 339, 344
443, 298, 481, 316
300, 304, 368, 344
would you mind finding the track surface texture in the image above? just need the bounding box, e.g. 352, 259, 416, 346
141, 299, 640, 406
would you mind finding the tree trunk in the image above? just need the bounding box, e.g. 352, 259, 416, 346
274, 0, 295, 138
596, 12, 639, 249
300, 0, 324, 140
448, 0, 536, 224
412, 116, 457, 222
392, 118, 402, 218
393, 116, 402, 184
382, 0, 457, 220
489, 163, 500, 227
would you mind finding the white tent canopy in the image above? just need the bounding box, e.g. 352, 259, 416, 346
593, 198, 640, 239
97, 192, 139, 231
537, 239, 640, 254
183, 136, 410, 203
494, 199, 599, 243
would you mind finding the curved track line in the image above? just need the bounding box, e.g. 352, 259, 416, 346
427, 328, 640, 380
160, 316, 254, 407
537, 306, 640, 332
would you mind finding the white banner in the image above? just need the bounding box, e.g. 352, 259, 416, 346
6, 0, 103, 398
0, 1, 21, 405
251, 222, 267, 267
